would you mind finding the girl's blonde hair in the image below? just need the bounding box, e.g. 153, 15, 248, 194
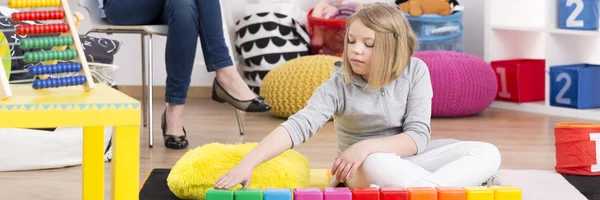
342, 3, 417, 90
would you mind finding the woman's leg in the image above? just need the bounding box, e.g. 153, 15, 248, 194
103, 0, 165, 25
194, 0, 257, 101
158, 0, 200, 140
345, 152, 432, 188
405, 141, 502, 187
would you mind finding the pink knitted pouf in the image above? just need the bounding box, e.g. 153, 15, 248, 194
413, 51, 498, 117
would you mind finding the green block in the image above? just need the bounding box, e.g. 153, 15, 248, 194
235, 188, 263, 200
206, 188, 234, 200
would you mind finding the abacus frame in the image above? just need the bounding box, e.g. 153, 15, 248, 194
0, 0, 95, 100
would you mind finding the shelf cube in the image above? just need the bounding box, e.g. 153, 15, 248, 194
436, 187, 466, 200
206, 188, 234, 200
490, 59, 546, 102
558, 0, 600, 30
235, 188, 263, 200
408, 187, 436, 200
550, 63, 600, 109
323, 187, 351, 200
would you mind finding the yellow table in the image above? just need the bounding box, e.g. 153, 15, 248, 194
0, 84, 141, 200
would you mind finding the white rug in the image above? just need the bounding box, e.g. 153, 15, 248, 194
498, 169, 587, 200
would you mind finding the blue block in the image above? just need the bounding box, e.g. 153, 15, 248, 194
550, 63, 600, 109
264, 188, 292, 200
558, 0, 600, 30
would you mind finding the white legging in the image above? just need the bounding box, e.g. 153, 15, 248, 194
338, 141, 501, 188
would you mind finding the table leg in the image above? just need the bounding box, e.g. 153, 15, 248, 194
83, 126, 105, 200
112, 125, 140, 200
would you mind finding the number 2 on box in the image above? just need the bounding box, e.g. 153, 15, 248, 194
496, 67, 511, 98
567, 0, 585, 27
591, 133, 600, 172
556, 72, 572, 105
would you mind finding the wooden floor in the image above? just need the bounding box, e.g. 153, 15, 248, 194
0, 98, 595, 199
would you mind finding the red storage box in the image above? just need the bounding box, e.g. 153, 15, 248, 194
490, 59, 545, 102
555, 122, 600, 176
307, 8, 347, 57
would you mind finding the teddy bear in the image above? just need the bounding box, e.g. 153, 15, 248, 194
395, 0, 459, 17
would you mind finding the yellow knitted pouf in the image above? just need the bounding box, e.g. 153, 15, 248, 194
260, 55, 340, 118
166, 142, 311, 200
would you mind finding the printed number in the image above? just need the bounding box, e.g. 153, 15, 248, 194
567, 0, 585, 27
496, 67, 511, 98
555, 72, 572, 105
591, 133, 600, 172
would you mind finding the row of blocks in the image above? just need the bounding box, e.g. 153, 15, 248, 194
207, 186, 522, 200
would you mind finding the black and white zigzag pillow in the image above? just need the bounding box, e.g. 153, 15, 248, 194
234, 11, 311, 94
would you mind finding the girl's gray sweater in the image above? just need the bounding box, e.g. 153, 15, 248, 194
280, 57, 457, 156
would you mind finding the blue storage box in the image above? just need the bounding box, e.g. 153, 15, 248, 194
405, 11, 463, 52
550, 63, 600, 109
558, 0, 600, 30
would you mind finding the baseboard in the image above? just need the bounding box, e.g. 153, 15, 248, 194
117, 86, 212, 99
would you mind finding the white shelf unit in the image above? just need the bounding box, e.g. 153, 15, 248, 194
484, 0, 600, 121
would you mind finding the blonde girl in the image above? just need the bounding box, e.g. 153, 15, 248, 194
214, 3, 503, 189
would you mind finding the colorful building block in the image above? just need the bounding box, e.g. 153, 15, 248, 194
490, 59, 545, 103
436, 187, 466, 200
408, 187, 436, 200
463, 186, 493, 200
491, 186, 522, 200
323, 187, 352, 200
206, 188, 234, 200
294, 188, 324, 200
265, 188, 293, 200
235, 188, 263, 200
550, 63, 600, 109
379, 186, 409, 200
558, 0, 600, 30
351, 187, 380, 200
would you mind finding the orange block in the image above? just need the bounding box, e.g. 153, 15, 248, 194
408, 187, 436, 200
436, 187, 466, 200
491, 186, 522, 200
463, 187, 493, 200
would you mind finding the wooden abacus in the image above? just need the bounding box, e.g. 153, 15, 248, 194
0, 0, 94, 100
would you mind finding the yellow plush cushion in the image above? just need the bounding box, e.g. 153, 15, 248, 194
166, 142, 311, 199
260, 55, 340, 118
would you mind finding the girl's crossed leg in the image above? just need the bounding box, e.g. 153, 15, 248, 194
345, 141, 501, 188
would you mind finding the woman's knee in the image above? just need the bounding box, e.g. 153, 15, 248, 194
164, 0, 198, 23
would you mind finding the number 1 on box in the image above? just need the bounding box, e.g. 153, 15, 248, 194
591, 133, 600, 172
496, 67, 511, 98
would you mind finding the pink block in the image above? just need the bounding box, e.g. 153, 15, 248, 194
294, 188, 323, 200
323, 187, 351, 200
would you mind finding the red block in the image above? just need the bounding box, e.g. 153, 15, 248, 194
408, 187, 436, 200
379, 187, 408, 200
490, 59, 545, 102
555, 122, 600, 176
351, 187, 379, 200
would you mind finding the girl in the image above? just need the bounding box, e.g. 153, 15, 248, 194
214, 3, 503, 189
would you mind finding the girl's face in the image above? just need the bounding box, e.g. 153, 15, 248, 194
346, 20, 375, 81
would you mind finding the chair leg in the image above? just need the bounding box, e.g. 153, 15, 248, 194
148, 34, 154, 147
235, 110, 244, 135
141, 34, 148, 129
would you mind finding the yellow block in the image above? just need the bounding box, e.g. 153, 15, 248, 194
491, 186, 522, 200
464, 186, 493, 200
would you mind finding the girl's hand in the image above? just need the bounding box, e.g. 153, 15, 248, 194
331, 140, 372, 183
214, 163, 254, 189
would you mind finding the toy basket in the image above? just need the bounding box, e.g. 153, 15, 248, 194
405, 11, 463, 52
306, 8, 347, 57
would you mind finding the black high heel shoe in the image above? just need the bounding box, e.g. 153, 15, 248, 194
161, 109, 189, 149
212, 79, 271, 112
